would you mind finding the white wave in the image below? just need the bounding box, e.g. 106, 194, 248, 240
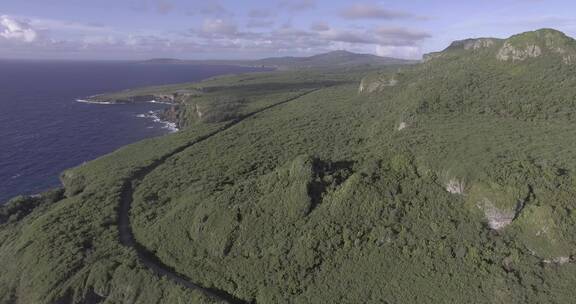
76, 99, 113, 105
135, 111, 179, 133
77, 97, 173, 105
147, 100, 173, 105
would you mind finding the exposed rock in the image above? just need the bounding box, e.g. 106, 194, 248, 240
422, 52, 444, 63
397, 122, 408, 131
157, 105, 181, 128
424, 29, 576, 65
195, 104, 204, 119
563, 55, 576, 64
358, 75, 398, 94
479, 199, 516, 230
422, 38, 500, 62
496, 42, 542, 62
495, 29, 576, 64
543, 256, 572, 265
358, 81, 365, 93
466, 38, 497, 50
451, 38, 498, 51
542, 256, 574, 265
445, 179, 465, 194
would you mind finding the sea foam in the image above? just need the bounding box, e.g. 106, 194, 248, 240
136, 110, 179, 133
76, 99, 113, 105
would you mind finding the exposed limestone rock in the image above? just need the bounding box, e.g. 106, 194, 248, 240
423, 38, 499, 63
358, 80, 365, 93
422, 52, 444, 63
496, 29, 576, 64
563, 55, 576, 64
451, 38, 498, 50
465, 38, 497, 50
424, 29, 576, 65
497, 42, 542, 62
397, 122, 408, 131
358, 75, 398, 94
478, 199, 516, 230
193, 104, 203, 119
543, 256, 572, 265
445, 179, 465, 194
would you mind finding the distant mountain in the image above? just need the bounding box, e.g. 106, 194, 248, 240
144, 50, 415, 70
254, 50, 414, 69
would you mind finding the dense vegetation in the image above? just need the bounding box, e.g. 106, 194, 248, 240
2, 29, 576, 303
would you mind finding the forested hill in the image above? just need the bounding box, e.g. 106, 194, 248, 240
144, 50, 415, 70
2, 29, 576, 304
362, 28, 576, 121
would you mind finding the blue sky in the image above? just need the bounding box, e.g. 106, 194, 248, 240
1, 0, 576, 60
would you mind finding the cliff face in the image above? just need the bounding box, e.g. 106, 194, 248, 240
447, 38, 500, 51
157, 105, 182, 128
423, 38, 502, 62
358, 73, 398, 93
496, 42, 542, 61
496, 29, 576, 63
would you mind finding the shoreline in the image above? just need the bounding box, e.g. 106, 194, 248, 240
136, 110, 179, 133
75, 99, 174, 105
76, 98, 179, 132
1, 64, 267, 205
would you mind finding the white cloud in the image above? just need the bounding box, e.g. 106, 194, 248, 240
374, 27, 431, 46
202, 19, 237, 35
130, 0, 175, 14
0, 10, 430, 60
248, 9, 273, 19
279, 0, 316, 12
376, 45, 422, 59
0, 15, 38, 43
340, 4, 418, 20
246, 19, 275, 28
311, 22, 330, 32
187, 2, 231, 17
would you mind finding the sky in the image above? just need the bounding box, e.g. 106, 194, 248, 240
1, 0, 576, 60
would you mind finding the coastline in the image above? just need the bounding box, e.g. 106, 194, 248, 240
76, 98, 179, 132
136, 110, 179, 133
0, 62, 269, 205
75, 98, 174, 105
76, 99, 114, 105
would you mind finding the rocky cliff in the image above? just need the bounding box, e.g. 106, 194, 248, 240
422, 28, 576, 65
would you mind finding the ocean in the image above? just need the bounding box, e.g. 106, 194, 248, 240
0, 60, 264, 203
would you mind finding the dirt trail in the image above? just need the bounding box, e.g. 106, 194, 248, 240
117, 89, 320, 304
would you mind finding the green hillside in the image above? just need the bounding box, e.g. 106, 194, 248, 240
2, 29, 576, 304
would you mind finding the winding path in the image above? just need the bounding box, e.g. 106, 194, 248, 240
117, 89, 320, 304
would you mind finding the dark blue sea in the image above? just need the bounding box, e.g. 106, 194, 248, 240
0, 60, 264, 203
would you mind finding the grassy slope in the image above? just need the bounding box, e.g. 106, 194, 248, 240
2, 30, 576, 303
